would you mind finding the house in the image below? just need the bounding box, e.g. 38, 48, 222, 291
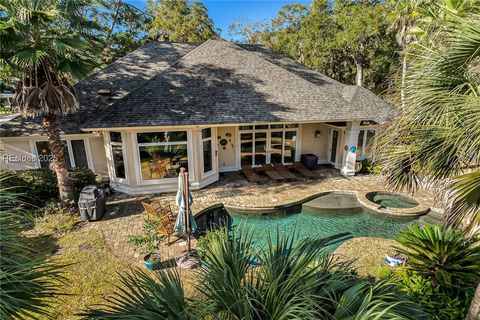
0, 37, 396, 194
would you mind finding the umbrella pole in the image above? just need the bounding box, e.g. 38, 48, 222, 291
183, 171, 191, 252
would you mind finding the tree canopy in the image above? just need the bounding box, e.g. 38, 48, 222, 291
147, 0, 217, 42
91, 0, 152, 65
230, 0, 398, 92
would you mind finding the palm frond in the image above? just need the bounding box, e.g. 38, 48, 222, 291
444, 171, 480, 235
0, 174, 64, 319
82, 268, 192, 319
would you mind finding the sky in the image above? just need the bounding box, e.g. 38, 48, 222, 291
125, 0, 311, 39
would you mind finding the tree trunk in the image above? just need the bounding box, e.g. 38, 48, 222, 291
355, 60, 364, 86
466, 284, 480, 320
42, 113, 74, 203
400, 51, 407, 108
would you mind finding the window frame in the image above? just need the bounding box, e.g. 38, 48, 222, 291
108, 132, 128, 183
134, 130, 192, 185
33, 138, 93, 169
356, 128, 376, 157
201, 128, 214, 177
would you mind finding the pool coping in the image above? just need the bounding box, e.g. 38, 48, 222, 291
194, 190, 430, 218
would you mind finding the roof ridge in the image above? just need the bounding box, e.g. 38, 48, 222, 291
237, 43, 343, 86
166, 37, 217, 69
224, 40, 332, 92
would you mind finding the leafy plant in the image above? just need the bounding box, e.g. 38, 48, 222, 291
127, 220, 163, 259
395, 225, 480, 289
195, 227, 227, 259
1, 168, 97, 204
85, 227, 427, 319
394, 268, 472, 320
0, 176, 63, 318
83, 268, 193, 319
360, 158, 382, 174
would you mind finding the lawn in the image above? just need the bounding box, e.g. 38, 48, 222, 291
28, 216, 198, 319
28, 223, 127, 319
334, 237, 400, 278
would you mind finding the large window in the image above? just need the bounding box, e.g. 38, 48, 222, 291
201, 128, 213, 174
35, 139, 88, 169
137, 131, 188, 180
110, 132, 126, 179
356, 129, 376, 157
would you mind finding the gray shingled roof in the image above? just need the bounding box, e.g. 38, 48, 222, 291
0, 41, 199, 137
1, 38, 397, 136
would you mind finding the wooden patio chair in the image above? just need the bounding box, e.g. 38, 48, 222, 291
291, 162, 317, 179
141, 202, 182, 246
262, 164, 285, 181
241, 165, 265, 183
272, 163, 297, 180
142, 202, 176, 222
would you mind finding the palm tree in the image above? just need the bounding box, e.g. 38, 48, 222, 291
376, 4, 480, 234
0, 0, 98, 202
83, 228, 427, 319
0, 175, 63, 318
376, 3, 480, 318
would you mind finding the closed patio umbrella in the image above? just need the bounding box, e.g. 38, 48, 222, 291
175, 168, 197, 251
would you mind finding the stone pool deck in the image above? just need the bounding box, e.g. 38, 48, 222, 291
85, 169, 439, 265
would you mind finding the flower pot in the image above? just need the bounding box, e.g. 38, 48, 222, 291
143, 253, 161, 270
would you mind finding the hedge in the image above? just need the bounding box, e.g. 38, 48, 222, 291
0, 168, 97, 204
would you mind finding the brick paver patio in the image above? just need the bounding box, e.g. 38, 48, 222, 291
86, 168, 438, 266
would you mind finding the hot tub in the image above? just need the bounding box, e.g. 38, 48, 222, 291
366, 191, 419, 209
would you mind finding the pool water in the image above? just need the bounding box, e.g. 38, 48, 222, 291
367, 192, 419, 209
229, 207, 417, 248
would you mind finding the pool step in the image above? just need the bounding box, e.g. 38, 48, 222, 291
419, 209, 444, 226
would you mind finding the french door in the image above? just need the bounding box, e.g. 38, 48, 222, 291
240, 128, 298, 166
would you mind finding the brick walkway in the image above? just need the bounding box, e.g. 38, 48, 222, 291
86, 168, 438, 266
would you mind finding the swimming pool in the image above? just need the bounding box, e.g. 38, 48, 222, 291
194, 193, 419, 247
229, 207, 416, 247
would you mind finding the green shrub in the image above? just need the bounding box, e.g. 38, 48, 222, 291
1, 168, 97, 204
395, 225, 480, 289
393, 268, 471, 320
68, 167, 97, 198
196, 228, 228, 259
374, 265, 393, 280
360, 158, 382, 174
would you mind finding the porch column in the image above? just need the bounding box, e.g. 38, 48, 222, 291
341, 121, 360, 177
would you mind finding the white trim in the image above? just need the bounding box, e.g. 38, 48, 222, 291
328, 128, 340, 167
84, 138, 94, 170
111, 172, 219, 195
30, 140, 41, 168
1, 133, 101, 141
107, 131, 129, 183
66, 140, 75, 167
200, 128, 217, 178
81, 119, 381, 132
32, 138, 92, 169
